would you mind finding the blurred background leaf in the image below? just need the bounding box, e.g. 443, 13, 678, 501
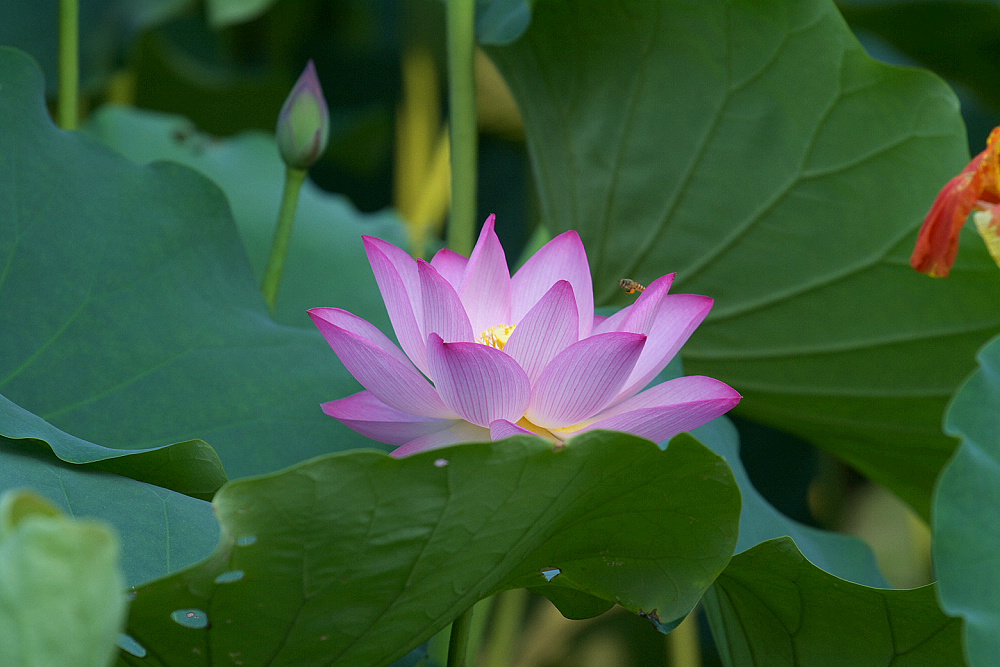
691, 416, 885, 587
205, 0, 279, 28
839, 0, 1000, 118
0, 0, 194, 95
82, 104, 406, 329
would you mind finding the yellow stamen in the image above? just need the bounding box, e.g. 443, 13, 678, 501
515, 418, 567, 449
477, 324, 516, 350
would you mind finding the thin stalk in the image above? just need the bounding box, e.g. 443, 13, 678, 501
480, 588, 527, 667
445, 0, 477, 256
668, 611, 702, 667
447, 606, 475, 667
465, 596, 494, 667
261, 167, 307, 311
57, 0, 79, 129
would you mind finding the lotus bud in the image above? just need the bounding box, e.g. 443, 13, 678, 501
276, 60, 330, 169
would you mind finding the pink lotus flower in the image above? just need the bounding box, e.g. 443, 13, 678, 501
309, 215, 741, 457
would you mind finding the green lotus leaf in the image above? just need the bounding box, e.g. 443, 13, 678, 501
0, 47, 373, 480
486, 0, 1000, 518
934, 331, 1000, 667
704, 537, 963, 666
0, 393, 225, 501
118, 432, 739, 667
0, 439, 218, 588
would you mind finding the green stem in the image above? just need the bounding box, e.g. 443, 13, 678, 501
445, 0, 477, 256
261, 167, 307, 312
57, 0, 79, 130
447, 606, 475, 667
480, 588, 527, 667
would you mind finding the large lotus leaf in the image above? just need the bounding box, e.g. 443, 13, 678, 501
81, 104, 405, 331
116, 432, 739, 667
703, 537, 963, 666
0, 393, 225, 501
933, 331, 1000, 667
0, 47, 374, 478
0, 439, 217, 588
0, 490, 128, 667
485, 0, 1000, 517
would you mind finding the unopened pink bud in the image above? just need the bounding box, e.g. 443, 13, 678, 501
276, 60, 330, 169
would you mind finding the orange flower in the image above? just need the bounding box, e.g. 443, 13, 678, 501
911, 127, 1000, 277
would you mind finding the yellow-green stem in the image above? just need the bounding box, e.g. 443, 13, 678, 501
261, 167, 307, 311
668, 611, 702, 667
480, 588, 527, 667
447, 606, 475, 667
445, 0, 477, 256
57, 0, 79, 129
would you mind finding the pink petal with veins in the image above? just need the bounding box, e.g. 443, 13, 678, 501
593, 305, 630, 335
459, 214, 512, 333
426, 333, 531, 427
577, 376, 741, 443
503, 280, 579, 384
363, 236, 429, 374
417, 259, 474, 343
489, 419, 536, 440
309, 308, 455, 419
391, 420, 491, 457
511, 230, 594, 339
617, 274, 675, 335
614, 294, 714, 402
430, 247, 468, 288
322, 391, 452, 446
526, 332, 645, 429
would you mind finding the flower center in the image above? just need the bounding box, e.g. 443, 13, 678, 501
477, 324, 516, 350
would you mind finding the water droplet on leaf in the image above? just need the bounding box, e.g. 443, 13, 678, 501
235, 535, 257, 546
214, 569, 245, 584
434, 458, 449, 467
117, 633, 147, 658
170, 609, 209, 629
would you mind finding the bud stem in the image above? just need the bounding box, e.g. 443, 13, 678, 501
261, 166, 307, 312
479, 588, 527, 667
447, 605, 474, 667
446, 0, 477, 257
57, 0, 79, 130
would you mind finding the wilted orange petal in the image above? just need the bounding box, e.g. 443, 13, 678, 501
910, 152, 987, 277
